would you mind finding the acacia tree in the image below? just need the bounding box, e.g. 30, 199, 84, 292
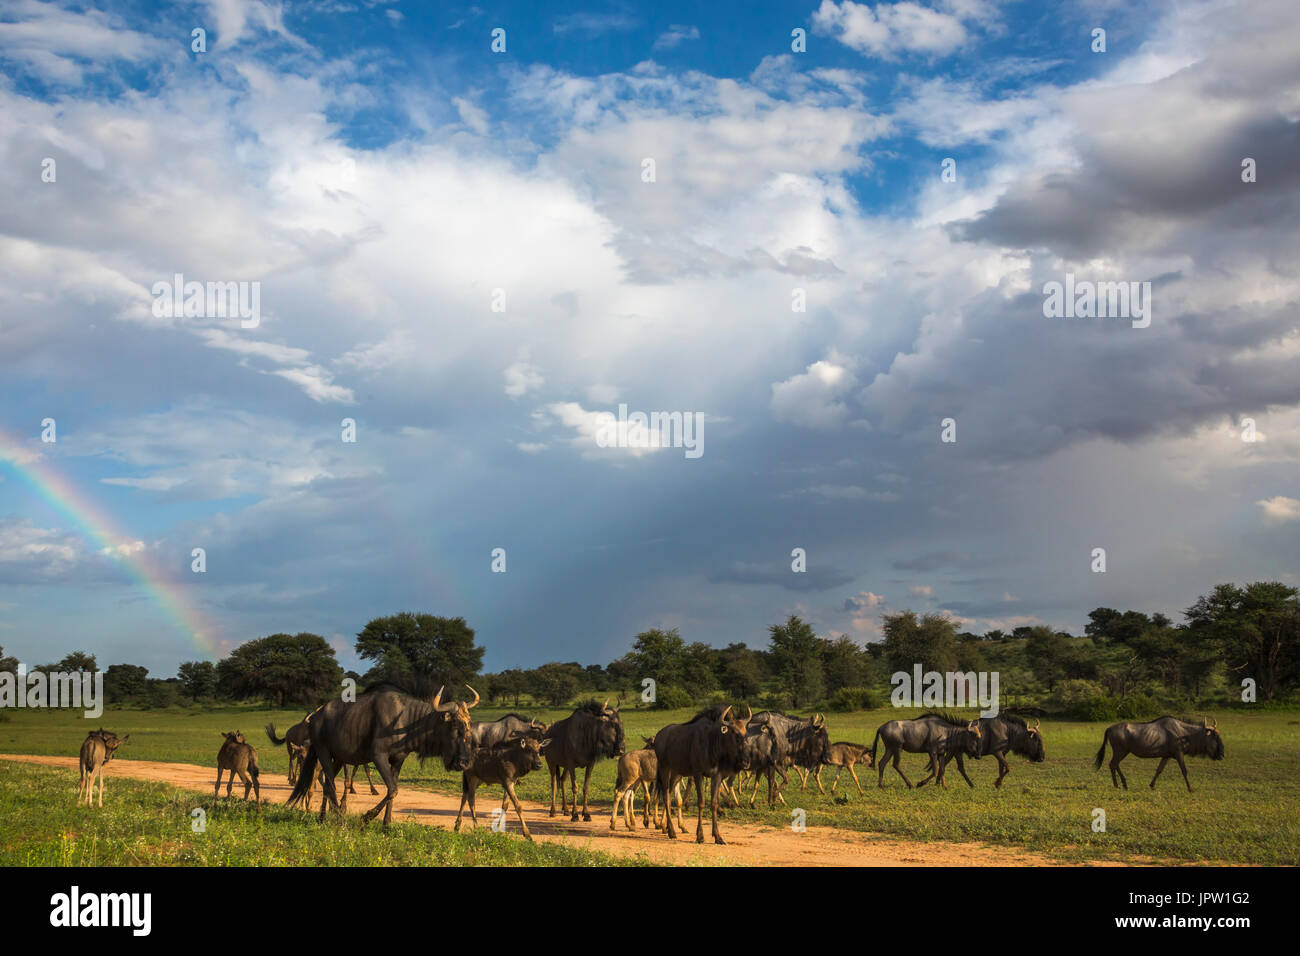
1186, 582, 1300, 701
217, 633, 341, 707
355, 612, 483, 694
882, 611, 959, 675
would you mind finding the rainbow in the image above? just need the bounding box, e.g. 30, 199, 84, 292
0, 427, 222, 660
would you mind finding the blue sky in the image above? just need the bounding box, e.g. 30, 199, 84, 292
1, 0, 1297, 677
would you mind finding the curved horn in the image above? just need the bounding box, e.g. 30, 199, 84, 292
719, 705, 732, 722
601, 698, 609, 712
745, 705, 753, 723
613, 697, 622, 713
432, 685, 445, 708
1208, 715, 1217, 729
465, 685, 480, 709
1033, 718, 1041, 732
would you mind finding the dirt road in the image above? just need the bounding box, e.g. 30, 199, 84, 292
1, 753, 1108, 866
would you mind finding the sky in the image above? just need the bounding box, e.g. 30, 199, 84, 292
0, 0, 1297, 678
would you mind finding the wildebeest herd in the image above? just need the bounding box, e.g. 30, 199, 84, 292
74, 683, 1227, 845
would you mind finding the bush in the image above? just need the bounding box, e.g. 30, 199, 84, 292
1117, 693, 1159, 719
1072, 695, 1120, 722
652, 685, 694, 710
829, 687, 880, 712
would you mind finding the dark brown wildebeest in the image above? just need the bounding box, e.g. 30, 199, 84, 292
215, 731, 261, 804
809, 741, 874, 795
654, 705, 753, 845
77, 729, 129, 808
1095, 715, 1224, 792
545, 699, 625, 822
919, 714, 1045, 788
454, 736, 551, 841
871, 713, 982, 788
267, 718, 379, 808
752, 710, 831, 801
287, 683, 479, 825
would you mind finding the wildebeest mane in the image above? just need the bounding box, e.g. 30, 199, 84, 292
996, 713, 1026, 727
575, 699, 606, 716
920, 710, 970, 727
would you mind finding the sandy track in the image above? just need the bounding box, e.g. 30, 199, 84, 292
1, 753, 1103, 866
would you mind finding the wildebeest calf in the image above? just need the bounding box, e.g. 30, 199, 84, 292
215, 731, 261, 805
77, 729, 129, 808
810, 741, 874, 795
1095, 715, 1223, 792
455, 736, 551, 841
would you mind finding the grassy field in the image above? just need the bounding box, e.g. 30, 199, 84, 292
2, 704, 1297, 864
0, 761, 643, 866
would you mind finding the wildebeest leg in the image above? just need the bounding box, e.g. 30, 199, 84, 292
567, 765, 580, 821
674, 779, 686, 830
994, 752, 1011, 788
98, 765, 105, 807
344, 763, 356, 795
580, 762, 594, 821
1149, 757, 1169, 789
954, 753, 975, 789
849, 761, 865, 794
505, 780, 532, 841
1173, 752, 1192, 793
796, 766, 809, 791
225, 767, 235, 798
1111, 751, 1128, 790
694, 773, 706, 844
893, 748, 914, 788
360, 752, 396, 824
454, 775, 470, 832
916, 750, 940, 787
214, 767, 222, 800
238, 768, 252, 800
710, 773, 727, 845
363, 763, 379, 794
548, 765, 558, 817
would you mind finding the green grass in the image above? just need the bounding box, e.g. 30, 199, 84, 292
0, 761, 645, 866
3, 704, 1298, 865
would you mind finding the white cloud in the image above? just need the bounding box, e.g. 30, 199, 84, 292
812, 0, 969, 58
771, 358, 857, 430
1257, 496, 1300, 523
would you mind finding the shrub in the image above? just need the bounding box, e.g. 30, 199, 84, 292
652, 685, 693, 710
1072, 695, 1120, 722
1117, 693, 1159, 719
829, 687, 880, 712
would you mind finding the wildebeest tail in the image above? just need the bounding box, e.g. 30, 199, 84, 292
265, 723, 286, 746
287, 745, 318, 806
1093, 734, 1107, 770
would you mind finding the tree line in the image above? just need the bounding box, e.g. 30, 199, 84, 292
2, 581, 1296, 716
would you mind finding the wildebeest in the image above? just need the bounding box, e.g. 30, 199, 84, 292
919, 714, 1045, 788
809, 741, 874, 795
871, 713, 982, 788
654, 705, 752, 844
455, 736, 551, 841
544, 699, 625, 822
750, 710, 830, 804
471, 713, 548, 748
288, 683, 479, 824
267, 718, 379, 806
1095, 715, 1224, 792
77, 728, 129, 808
215, 731, 261, 804
612, 735, 659, 831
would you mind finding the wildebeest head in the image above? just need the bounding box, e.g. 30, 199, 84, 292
433, 684, 480, 771
518, 736, 550, 772
1022, 718, 1046, 762
718, 705, 753, 771
596, 698, 626, 758
94, 729, 129, 758
809, 713, 833, 764
221, 731, 245, 745
1195, 716, 1224, 760
641, 734, 656, 749
961, 721, 982, 758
